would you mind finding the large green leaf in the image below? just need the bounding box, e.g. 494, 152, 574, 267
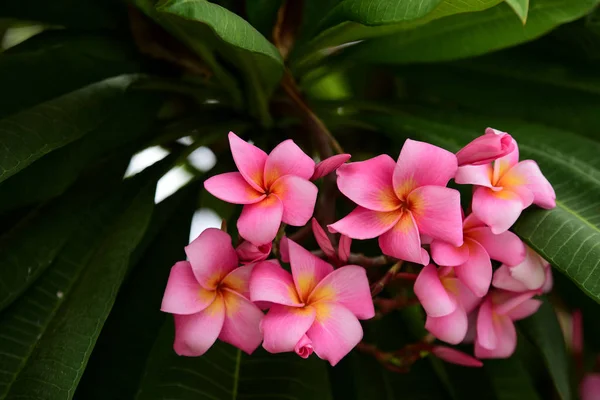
75, 185, 198, 400
0, 75, 136, 184
366, 111, 600, 303
484, 357, 542, 400
505, 0, 530, 22
518, 298, 572, 400
0, 32, 143, 119
4, 181, 155, 399
136, 326, 333, 400
345, 0, 599, 64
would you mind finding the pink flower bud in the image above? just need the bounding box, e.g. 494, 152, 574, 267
295, 335, 314, 359
236, 240, 272, 264
311, 154, 351, 180
431, 346, 482, 367
456, 128, 516, 166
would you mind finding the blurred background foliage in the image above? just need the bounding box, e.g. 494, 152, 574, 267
0, 0, 599, 399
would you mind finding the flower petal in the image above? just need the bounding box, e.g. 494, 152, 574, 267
492, 145, 520, 183
426, 306, 468, 345
431, 240, 470, 267
328, 207, 400, 240
287, 239, 334, 302
504, 299, 542, 321
249, 261, 303, 307
295, 335, 314, 359
312, 218, 336, 258
472, 187, 525, 234
237, 195, 284, 245
220, 290, 264, 354
467, 227, 526, 266
492, 265, 530, 293
580, 374, 600, 400
312, 154, 351, 180
271, 175, 318, 226
455, 164, 494, 188
236, 241, 272, 265
456, 128, 516, 166
393, 139, 458, 193
414, 264, 457, 317
306, 302, 363, 366
431, 346, 482, 367
204, 172, 265, 204
338, 235, 352, 264
185, 228, 238, 290
379, 212, 430, 265
336, 155, 399, 211
475, 314, 517, 359
410, 186, 463, 246
264, 139, 315, 187
309, 265, 375, 319
222, 265, 254, 299
505, 247, 547, 291
500, 160, 556, 209
161, 261, 217, 315
173, 295, 225, 356
476, 297, 496, 350
454, 239, 492, 298
260, 305, 316, 353
229, 132, 268, 191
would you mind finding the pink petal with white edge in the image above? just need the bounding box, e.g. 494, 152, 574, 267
287, 239, 334, 301
295, 335, 314, 359
500, 160, 556, 209
336, 155, 399, 212
456, 129, 516, 166
393, 139, 458, 193
237, 195, 284, 245
173, 295, 225, 356
185, 228, 238, 290
161, 261, 217, 315
312, 218, 336, 259
475, 314, 517, 359
454, 239, 492, 298
431, 346, 482, 367
431, 240, 470, 267
312, 154, 351, 180
414, 264, 457, 317
379, 212, 430, 265
204, 172, 265, 205
541, 267, 553, 293
236, 241, 271, 265
476, 297, 496, 350
338, 235, 352, 264
505, 299, 542, 321
307, 302, 363, 366
222, 264, 254, 299
506, 247, 547, 291
467, 227, 526, 266
309, 265, 375, 319
426, 306, 468, 344
410, 186, 463, 246
220, 290, 264, 354
264, 139, 315, 187
492, 265, 529, 292
455, 164, 494, 188
580, 374, 600, 400
271, 175, 317, 226
261, 305, 316, 353
328, 207, 401, 240
472, 187, 525, 234
228, 132, 268, 192
249, 261, 303, 307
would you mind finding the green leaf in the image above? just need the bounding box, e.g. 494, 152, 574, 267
245, 0, 283, 37
75, 184, 198, 400
4, 180, 155, 399
0, 32, 143, 119
485, 357, 542, 400
0, 75, 137, 184
136, 327, 333, 400
518, 298, 572, 400
505, 0, 530, 22
0, 0, 126, 30
345, 0, 600, 64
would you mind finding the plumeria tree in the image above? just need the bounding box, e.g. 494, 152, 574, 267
0, 1, 599, 400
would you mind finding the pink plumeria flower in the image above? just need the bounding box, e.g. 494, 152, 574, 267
312, 218, 352, 265
456, 128, 516, 166
431, 213, 526, 297
249, 239, 374, 366
161, 228, 263, 356
329, 139, 463, 265
204, 132, 318, 245
414, 264, 480, 344
431, 346, 483, 367
312, 154, 351, 180
581, 374, 600, 400
236, 240, 272, 265
456, 142, 556, 234
492, 246, 553, 293
474, 290, 542, 359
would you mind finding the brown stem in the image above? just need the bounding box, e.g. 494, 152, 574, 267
371, 261, 403, 297
272, 0, 304, 60
374, 296, 420, 317
348, 253, 389, 267
356, 341, 434, 373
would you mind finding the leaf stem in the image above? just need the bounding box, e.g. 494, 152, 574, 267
371, 261, 403, 297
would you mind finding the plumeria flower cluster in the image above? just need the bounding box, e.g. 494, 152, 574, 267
160, 128, 556, 369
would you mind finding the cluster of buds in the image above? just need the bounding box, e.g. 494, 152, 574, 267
160, 129, 556, 367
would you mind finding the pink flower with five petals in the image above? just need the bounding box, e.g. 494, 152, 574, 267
161, 228, 263, 356
328, 139, 463, 265
249, 239, 374, 366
